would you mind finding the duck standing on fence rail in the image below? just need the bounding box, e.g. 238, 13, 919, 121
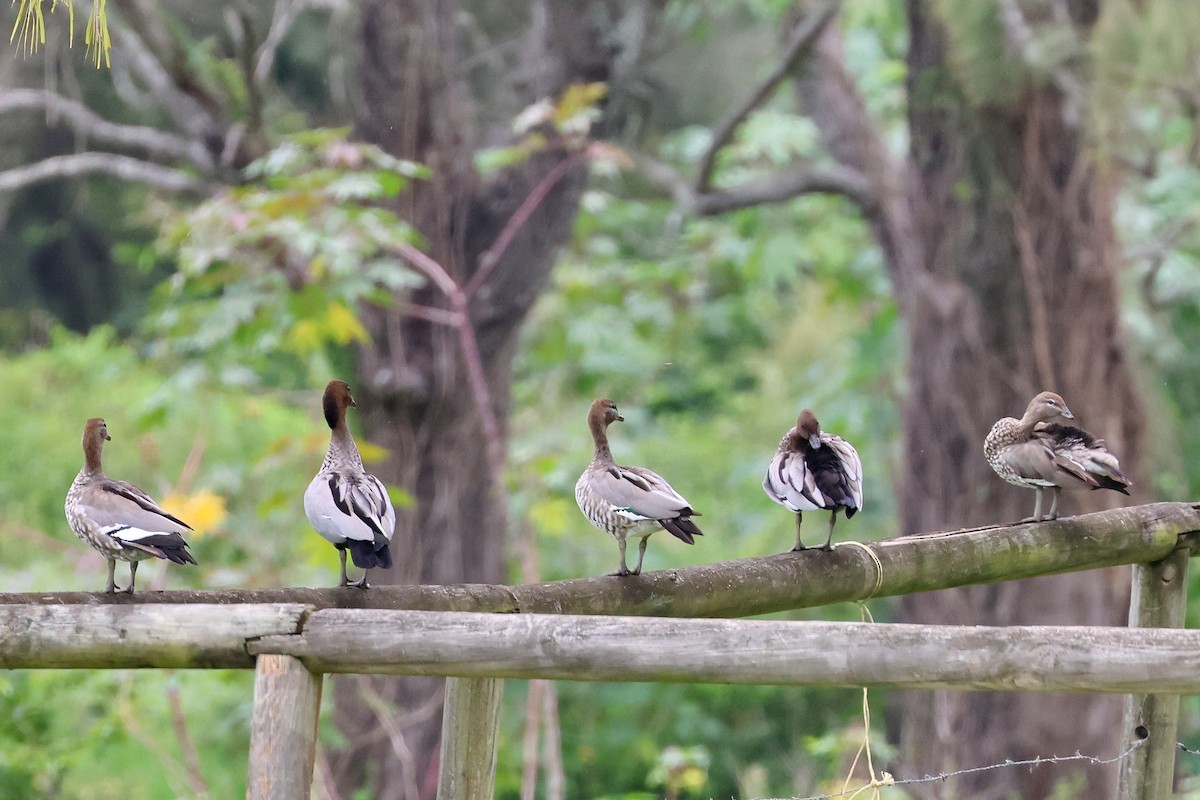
304, 380, 396, 588
762, 409, 863, 551
984, 391, 1131, 522
65, 418, 198, 594
575, 398, 703, 576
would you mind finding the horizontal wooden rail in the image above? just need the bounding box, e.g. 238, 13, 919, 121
0, 604, 308, 668
6, 603, 1200, 693
245, 610, 1200, 693
3, 503, 1197, 618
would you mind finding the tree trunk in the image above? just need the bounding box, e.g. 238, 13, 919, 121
793, 1, 1143, 796
891, 2, 1144, 797
329, 2, 610, 797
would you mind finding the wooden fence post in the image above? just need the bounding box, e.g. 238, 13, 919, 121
1117, 546, 1189, 800
247, 654, 323, 800
437, 677, 504, 800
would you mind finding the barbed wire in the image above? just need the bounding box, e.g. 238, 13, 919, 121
738, 727, 1148, 800
1180, 742, 1200, 757
731, 600, 1162, 800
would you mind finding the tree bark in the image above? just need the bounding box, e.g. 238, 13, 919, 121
333, 2, 611, 797
892, 3, 1143, 798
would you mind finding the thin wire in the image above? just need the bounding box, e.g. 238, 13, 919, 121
834, 605, 893, 800
1179, 742, 1200, 757
744, 737, 1148, 800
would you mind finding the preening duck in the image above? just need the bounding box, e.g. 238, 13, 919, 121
574, 398, 703, 576
64, 418, 197, 594
304, 380, 396, 587
984, 391, 1131, 522
763, 409, 863, 551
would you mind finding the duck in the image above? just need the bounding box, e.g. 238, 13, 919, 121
64, 418, 198, 594
304, 380, 396, 587
575, 398, 703, 576
984, 390, 1131, 522
763, 409, 863, 551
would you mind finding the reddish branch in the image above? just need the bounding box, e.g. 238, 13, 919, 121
394, 151, 583, 485
393, 241, 505, 483
466, 150, 585, 299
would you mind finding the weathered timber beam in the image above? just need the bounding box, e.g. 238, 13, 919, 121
3, 503, 1197, 618
0, 604, 310, 669
247, 654, 323, 800
1118, 546, 1190, 800
249, 610, 1200, 693
437, 677, 504, 800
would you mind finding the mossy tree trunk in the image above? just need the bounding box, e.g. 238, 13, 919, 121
333, 2, 614, 798
790, 0, 1145, 796
894, 3, 1143, 797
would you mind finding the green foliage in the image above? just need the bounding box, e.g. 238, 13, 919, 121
0, 326, 367, 797
0, 669, 254, 799
495, 681, 884, 799
508, 78, 902, 793
0, 326, 350, 593
8, 0, 1200, 796
150, 131, 427, 388
1090, 0, 1200, 158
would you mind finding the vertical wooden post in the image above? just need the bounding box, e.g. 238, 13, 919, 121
437, 677, 504, 800
1117, 547, 1189, 800
247, 654, 323, 800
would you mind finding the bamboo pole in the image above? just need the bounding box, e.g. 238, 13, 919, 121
4, 503, 1197, 619
248, 609, 1200, 694
437, 677, 504, 800
247, 654, 323, 800
1118, 546, 1190, 800
0, 603, 309, 669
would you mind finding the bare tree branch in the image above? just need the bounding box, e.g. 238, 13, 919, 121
165, 674, 210, 797
0, 89, 214, 171
693, 164, 873, 216
355, 676, 422, 800
541, 679, 565, 800
227, 8, 264, 136
1128, 214, 1200, 311
788, 15, 920, 300
520, 679, 545, 800
256, 0, 307, 88
109, 18, 216, 140
693, 0, 842, 193
466, 150, 584, 299
399, 302, 462, 327
393, 241, 505, 485
629, 150, 694, 205
1013, 204, 1057, 391
0, 153, 214, 194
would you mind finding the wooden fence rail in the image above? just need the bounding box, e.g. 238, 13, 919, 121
4, 502, 1197, 617
0, 502, 1197, 800
3, 604, 1200, 694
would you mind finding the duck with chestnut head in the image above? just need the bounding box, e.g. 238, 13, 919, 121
304, 380, 396, 587
763, 409, 863, 552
